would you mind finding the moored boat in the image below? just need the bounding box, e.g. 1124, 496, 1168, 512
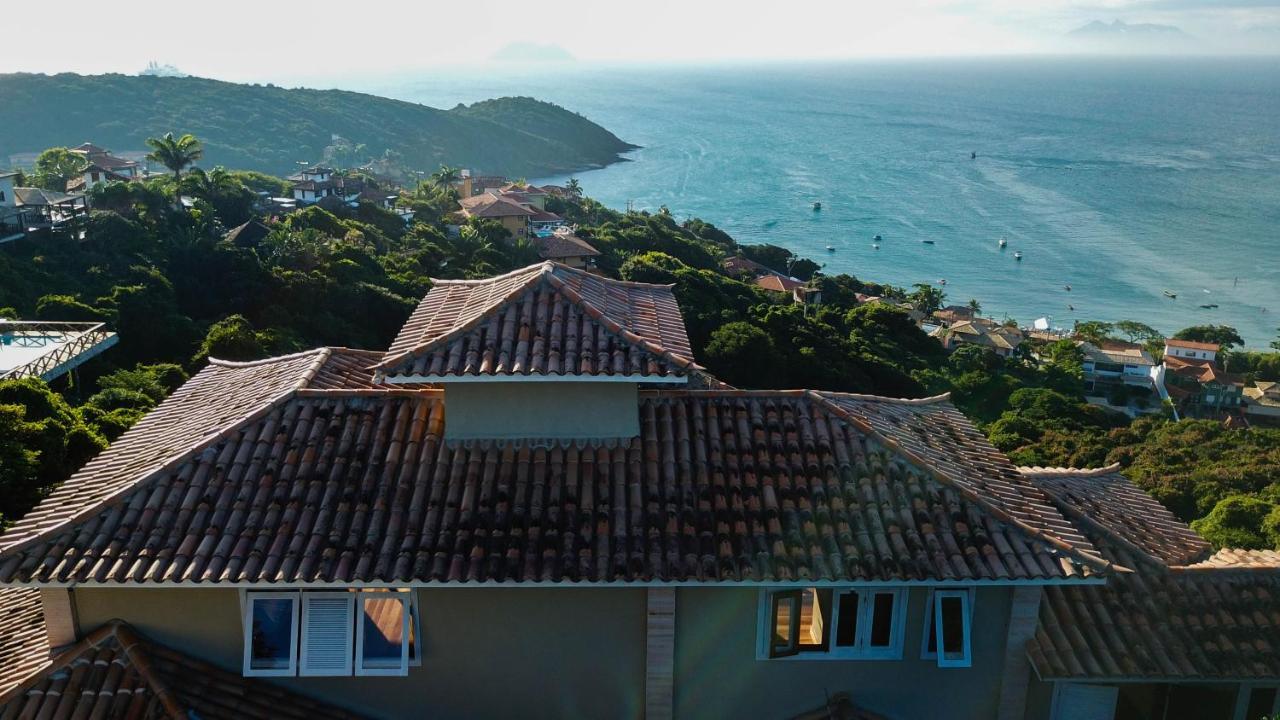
1163, 290, 1177, 299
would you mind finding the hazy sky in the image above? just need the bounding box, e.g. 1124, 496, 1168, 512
2, 0, 1277, 81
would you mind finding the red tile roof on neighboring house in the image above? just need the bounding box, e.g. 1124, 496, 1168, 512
1165, 338, 1220, 352
0, 588, 48, 697
457, 194, 534, 219
1023, 466, 1280, 682
755, 274, 804, 293
0, 380, 1105, 585
722, 255, 771, 276
533, 231, 601, 260
376, 262, 698, 380
0, 620, 364, 719
1164, 354, 1241, 386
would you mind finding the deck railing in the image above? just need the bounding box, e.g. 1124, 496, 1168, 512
0, 321, 118, 381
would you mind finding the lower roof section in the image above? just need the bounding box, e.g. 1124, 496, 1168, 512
0, 389, 1102, 586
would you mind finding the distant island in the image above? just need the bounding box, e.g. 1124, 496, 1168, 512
0, 73, 634, 178
490, 42, 575, 63
1068, 19, 1188, 38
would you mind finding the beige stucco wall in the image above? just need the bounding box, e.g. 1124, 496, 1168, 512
443, 381, 641, 440
673, 586, 1015, 719
74, 586, 647, 720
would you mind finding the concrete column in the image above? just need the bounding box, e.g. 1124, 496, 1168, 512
997, 586, 1043, 720
645, 587, 676, 720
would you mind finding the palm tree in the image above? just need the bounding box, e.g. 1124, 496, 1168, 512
967, 299, 982, 316
145, 132, 204, 180
430, 165, 461, 189
565, 177, 582, 197
179, 167, 239, 200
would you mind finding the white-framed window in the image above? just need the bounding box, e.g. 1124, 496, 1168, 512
356, 591, 412, 676
242, 592, 300, 677
921, 587, 976, 667
241, 589, 421, 677
757, 587, 906, 660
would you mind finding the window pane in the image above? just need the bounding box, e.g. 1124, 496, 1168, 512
1246, 687, 1278, 720
869, 593, 895, 647
772, 596, 795, 650
940, 596, 965, 655
925, 599, 938, 655
834, 592, 859, 647
798, 588, 825, 647
361, 597, 406, 668
250, 598, 294, 669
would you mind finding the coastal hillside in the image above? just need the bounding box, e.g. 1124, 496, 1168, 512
0, 73, 635, 177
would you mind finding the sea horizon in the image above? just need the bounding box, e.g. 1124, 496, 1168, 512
355, 57, 1279, 348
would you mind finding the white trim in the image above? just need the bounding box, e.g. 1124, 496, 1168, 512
933, 589, 972, 668
355, 591, 411, 676
299, 592, 355, 677
242, 591, 299, 677
920, 587, 976, 661
8, 578, 1106, 590
385, 373, 689, 385
755, 587, 908, 661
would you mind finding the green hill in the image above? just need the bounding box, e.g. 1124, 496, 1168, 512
0, 73, 636, 178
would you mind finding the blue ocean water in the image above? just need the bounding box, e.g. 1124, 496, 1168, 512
358, 58, 1280, 347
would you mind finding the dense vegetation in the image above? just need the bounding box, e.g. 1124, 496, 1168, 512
0, 73, 634, 178
1, 141, 1277, 552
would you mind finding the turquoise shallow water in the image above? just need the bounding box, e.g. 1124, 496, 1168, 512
357, 58, 1280, 347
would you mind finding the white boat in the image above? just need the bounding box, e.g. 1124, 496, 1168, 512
825, 245, 835, 252
1013, 251, 1023, 261
872, 244, 880, 250
999, 236, 1007, 248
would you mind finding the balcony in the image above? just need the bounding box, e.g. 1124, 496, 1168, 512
0, 321, 119, 382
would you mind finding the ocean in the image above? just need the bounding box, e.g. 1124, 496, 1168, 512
354, 58, 1280, 347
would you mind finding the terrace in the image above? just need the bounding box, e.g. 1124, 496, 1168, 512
0, 321, 118, 382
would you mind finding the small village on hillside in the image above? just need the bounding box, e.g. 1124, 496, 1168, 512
1, 132, 1279, 720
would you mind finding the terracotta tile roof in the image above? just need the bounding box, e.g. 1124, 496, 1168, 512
816, 393, 1099, 562
1025, 465, 1280, 682
376, 262, 697, 380
0, 588, 48, 697
1179, 548, 1280, 571
0, 387, 1101, 585
1164, 354, 1241, 386
0, 349, 334, 554
0, 621, 364, 719
457, 194, 533, 218
224, 219, 273, 248
1166, 338, 1220, 352
532, 231, 600, 260
1019, 465, 1210, 567
755, 274, 804, 293
722, 255, 770, 276
310, 347, 397, 390
1030, 569, 1280, 681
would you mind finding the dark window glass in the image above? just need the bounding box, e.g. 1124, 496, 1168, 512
869, 593, 895, 647
940, 595, 965, 655
1246, 687, 1277, 720
250, 598, 294, 669
769, 591, 800, 658
926, 599, 938, 654
835, 592, 859, 647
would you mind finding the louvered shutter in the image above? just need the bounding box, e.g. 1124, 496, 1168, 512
300, 593, 355, 676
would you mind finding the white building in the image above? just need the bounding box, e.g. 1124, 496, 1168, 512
1164, 338, 1218, 363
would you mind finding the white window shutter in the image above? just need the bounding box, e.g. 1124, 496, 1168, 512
300, 593, 355, 676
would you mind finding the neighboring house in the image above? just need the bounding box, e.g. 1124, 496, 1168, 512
65, 163, 134, 192
457, 193, 534, 237
69, 142, 142, 180
224, 218, 274, 248
0, 319, 118, 382
8, 187, 88, 230
0, 262, 1276, 720
530, 227, 600, 268
933, 305, 977, 326
452, 170, 509, 198
289, 166, 365, 205
931, 318, 1025, 357
1165, 338, 1219, 363
1244, 381, 1280, 421
1079, 340, 1155, 387
0, 172, 20, 235
721, 255, 816, 304
1161, 340, 1244, 417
